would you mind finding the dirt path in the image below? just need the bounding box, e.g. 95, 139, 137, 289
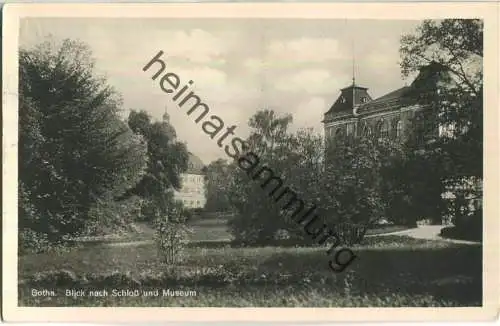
366, 225, 481, 245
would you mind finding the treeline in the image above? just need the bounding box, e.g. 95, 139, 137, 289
19, 38, 189, 253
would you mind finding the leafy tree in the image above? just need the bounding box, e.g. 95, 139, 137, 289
19, 38, 148, 245
400, 19, 483, 227
125, 109, 189, 221
228, 110, 328, 245
227, 110, 293, 244
322, 133, 386, 239
204, 159, 235, 213
401, 19, 482, 179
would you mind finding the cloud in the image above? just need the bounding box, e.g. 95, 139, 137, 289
165, 29, 229, 64
275, 69, 347, 95
243, 58, 265, 74
267, 38, 344, 63
174, 66, 228, 88
291, 96, 327, 133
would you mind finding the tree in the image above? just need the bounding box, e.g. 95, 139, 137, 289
322, 133, 386, 239
401, 19, 482, 96
400, 19, 483, 227
204, 159, 235, 213
227, 110, 293, 244
126, 109, 189, 221
400, 19, 482, 178
19, 38, 148, 245
228, 110, 328, 245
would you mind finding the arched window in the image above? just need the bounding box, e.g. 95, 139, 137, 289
381, 120, 390, 138
333, 128, 347, 146
396, 120, 403, 137
375, 120, 384, 137
362, 123, 372, 137
346, 124, 354, 136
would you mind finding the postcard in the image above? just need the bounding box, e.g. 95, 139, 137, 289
2, 2, 499, 323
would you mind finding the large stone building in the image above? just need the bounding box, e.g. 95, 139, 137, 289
174, 152, 206, 209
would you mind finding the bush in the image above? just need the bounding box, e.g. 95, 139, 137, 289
85, 195, 144, 236
440, 209, 482, 242
154, 203, 191, 265
19, 229, 51, 254
334, 223, 367, 246
31, 269, 78, 287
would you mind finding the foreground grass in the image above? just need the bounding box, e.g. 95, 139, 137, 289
19, 236, 482, 307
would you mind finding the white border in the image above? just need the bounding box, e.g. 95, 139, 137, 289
2, 2, 499, 322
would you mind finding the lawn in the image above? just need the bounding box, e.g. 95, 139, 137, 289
18, 235, 482, 307
70, 218, 411, 245
70, 218, 233, 245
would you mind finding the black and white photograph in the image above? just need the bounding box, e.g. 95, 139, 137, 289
2, 2, 498, 322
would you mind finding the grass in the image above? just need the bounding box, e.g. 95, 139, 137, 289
70, 218, 233, 245
18, 235, 482, 307
71, 218, 411, 245
188, 218, 232, 241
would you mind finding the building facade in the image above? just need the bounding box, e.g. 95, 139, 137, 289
174, 152, 206, 209
322, 64, 448, 145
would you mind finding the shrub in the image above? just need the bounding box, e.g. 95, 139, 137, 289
19, 229, 51, 254
154, 203, 191, 265
334, 223, 367, 246
85, 195, 145, 236
31, 269, 78, 287
440, 209, 482, 242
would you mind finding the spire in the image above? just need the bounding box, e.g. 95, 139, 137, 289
351, 37, 356, 86
351, 37, 356, 112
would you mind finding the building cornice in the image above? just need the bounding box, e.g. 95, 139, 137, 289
324, 118, 358, 128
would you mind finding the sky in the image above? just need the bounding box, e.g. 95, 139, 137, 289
19, 18, 423, 164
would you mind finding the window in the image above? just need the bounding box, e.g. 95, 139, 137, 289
396, 120, 403, 137
375, 120, 384, 137
361, 97, 368, 103
346, 124, 354, 136
362, 124, 372, 137
381, 120, 390, 138
340, 96, 346, 103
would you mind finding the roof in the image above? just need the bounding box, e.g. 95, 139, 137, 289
324, 84, 373, 116
356, 86, 412, 114
323, 63, 448, 122
186, 152, 205, 174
